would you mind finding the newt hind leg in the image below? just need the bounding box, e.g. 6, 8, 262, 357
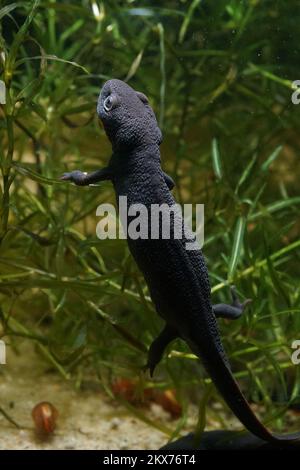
213, 286, 252, 320
144, 324, 178, 377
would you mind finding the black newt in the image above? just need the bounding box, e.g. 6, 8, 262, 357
61, 79, 300, 446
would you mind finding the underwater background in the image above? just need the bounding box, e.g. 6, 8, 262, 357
0, 0, 300, 448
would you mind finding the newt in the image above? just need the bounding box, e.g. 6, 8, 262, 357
61, 79, 300, 446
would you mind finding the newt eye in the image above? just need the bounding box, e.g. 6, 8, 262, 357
104, 94, 118, 112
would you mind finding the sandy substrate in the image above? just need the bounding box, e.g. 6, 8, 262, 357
4, 341, 295, 450
0, 343, 193, 450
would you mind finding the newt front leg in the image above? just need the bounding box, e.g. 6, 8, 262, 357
61, 167, 112, 186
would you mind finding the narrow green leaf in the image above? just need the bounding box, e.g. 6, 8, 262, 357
213, 240, 300, 294
228, 216, 246, 279
262, 145, 282, 172
249, 197, 300, 220
15, 38, 47, 112
12, 163, 62, 185
125, 7, 184, 18
264, 234, 290, 308
246, 63, 293, 89
15, 55, 89, 74
59, 102, 94, 116
125, 50, 144, 82
7, 0, 40, 70
193, 385, 212, 448
0, 3, 18, 20
0, 279, 107, 293
235, 153, 257, 193
157, 23, 165, 128
179, 0, 202, 43
211, 138, 223, 180
15, 77, 43, 103
30, 102, 47, 121
250, 338, 288, 400
116, 398, 172, 436
59, 19, 84, 44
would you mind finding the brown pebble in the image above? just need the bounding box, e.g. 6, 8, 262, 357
32, 401, 58, 435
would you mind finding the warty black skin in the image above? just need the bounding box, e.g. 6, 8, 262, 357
61, 79, 300, 446
160, 430, 296, 451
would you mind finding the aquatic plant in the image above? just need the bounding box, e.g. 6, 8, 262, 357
0, 0, 300, 435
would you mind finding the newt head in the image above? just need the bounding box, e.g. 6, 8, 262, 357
97, 79, 162, 150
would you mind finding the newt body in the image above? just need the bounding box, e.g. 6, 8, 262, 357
61, 79, 300, 446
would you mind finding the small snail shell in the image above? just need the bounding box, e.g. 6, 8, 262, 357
32, 402, 58, 435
